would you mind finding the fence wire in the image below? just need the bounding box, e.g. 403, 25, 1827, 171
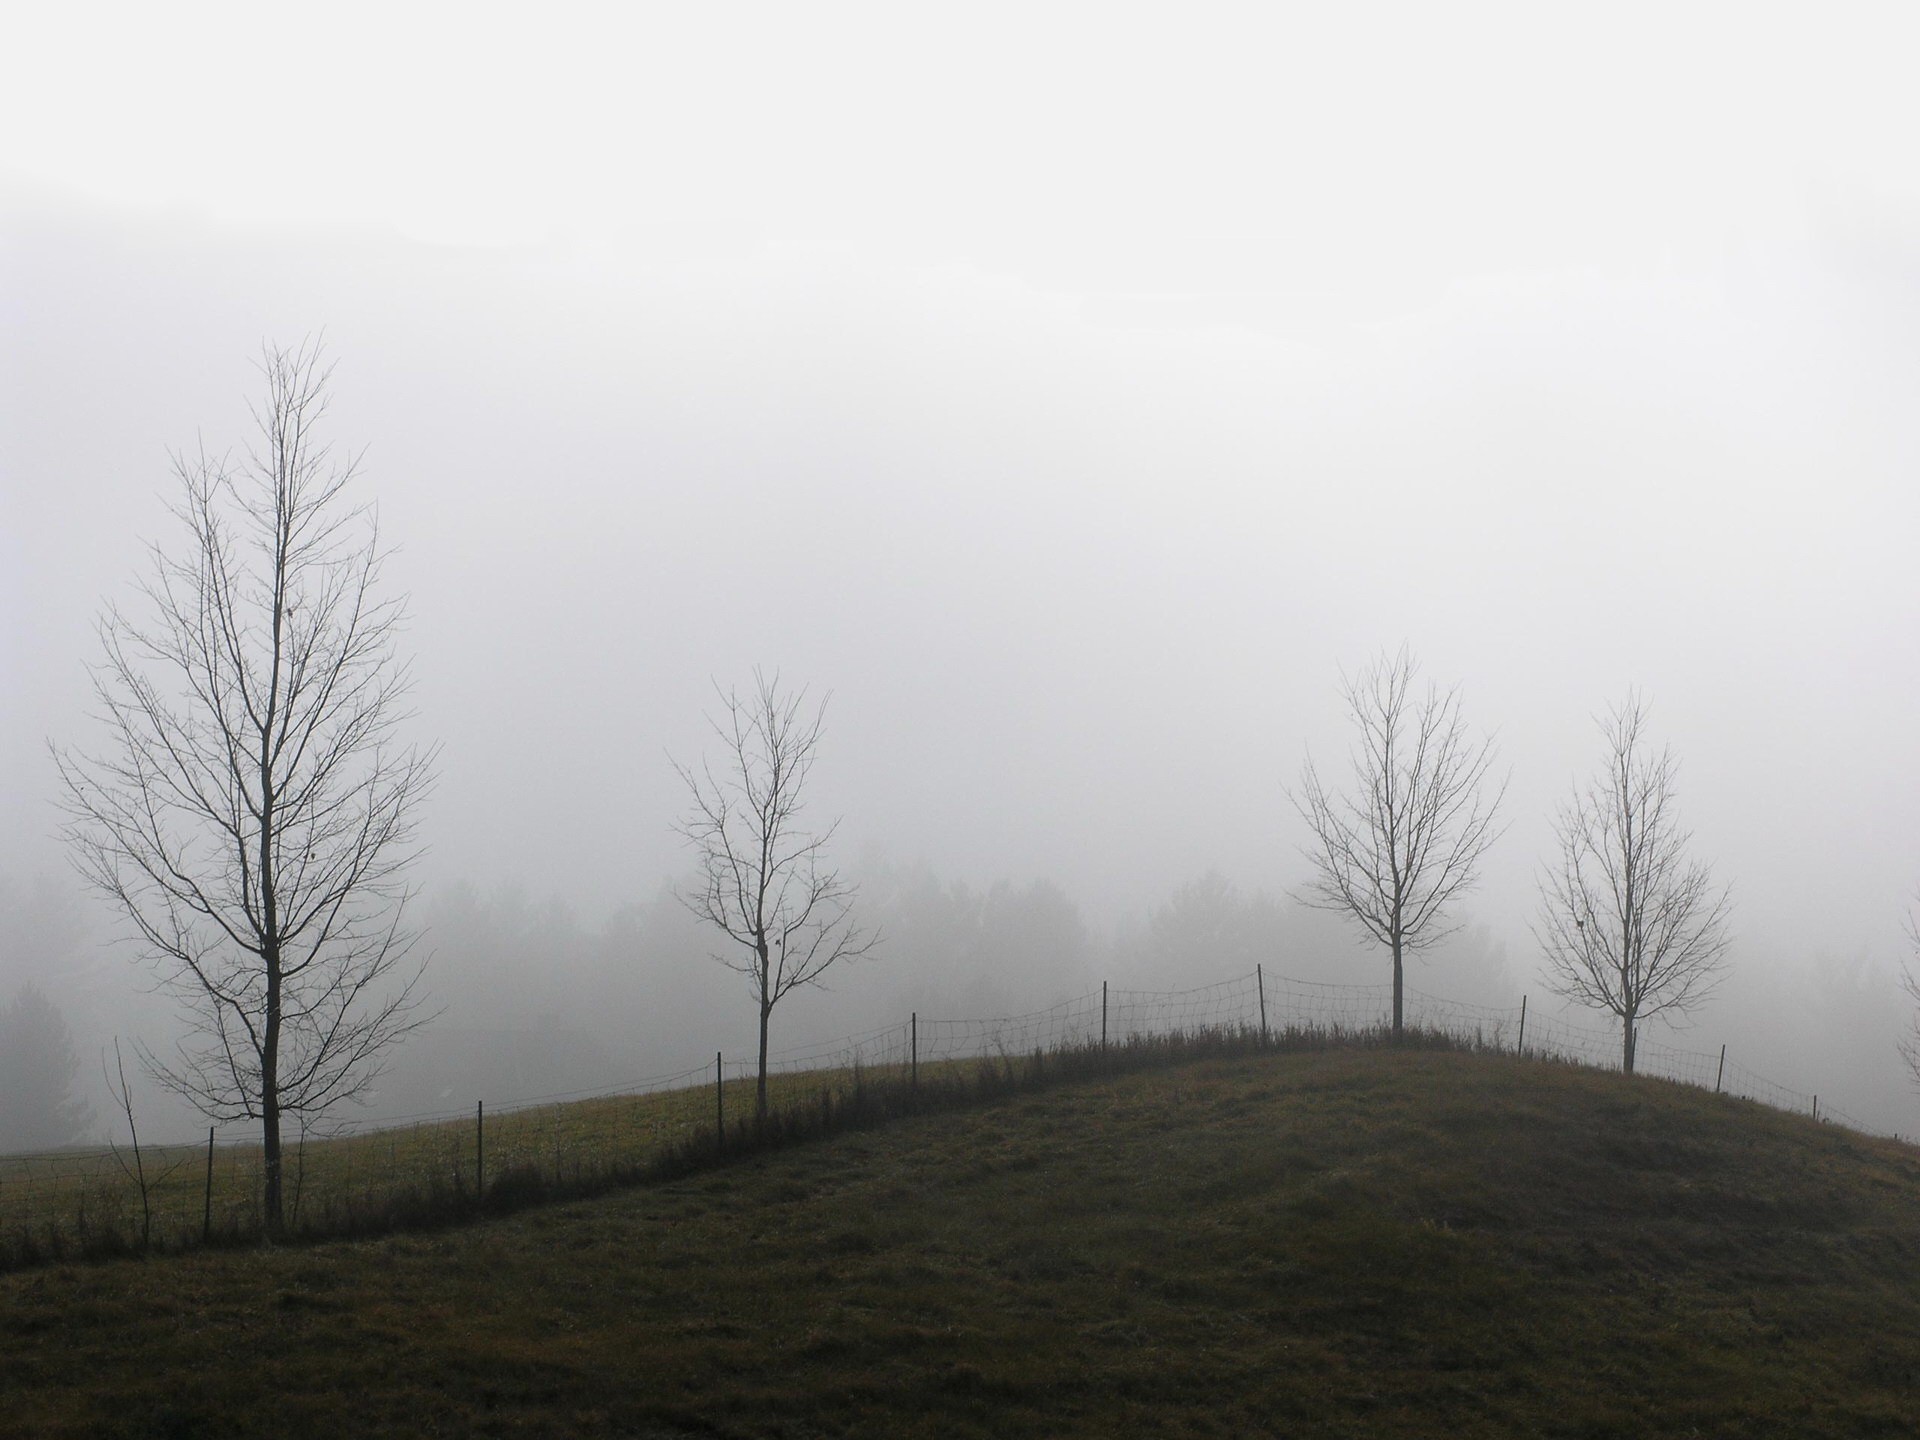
916, 991, 1106, 1064
0, 964, 1895, 1263
1109, 973, 1264, 1039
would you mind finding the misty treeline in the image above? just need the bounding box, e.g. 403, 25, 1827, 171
6, 848, 1908, 1148
2, 822, 1517, 1158
0, 874, 98, 1152
323, 861, 1524, 1120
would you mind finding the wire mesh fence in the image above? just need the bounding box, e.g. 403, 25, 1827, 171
0, 962, 1894, 1266
917, 991, 1106, 1064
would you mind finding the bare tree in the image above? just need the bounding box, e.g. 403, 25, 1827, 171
104, 1038, 189, 1250
674, 670, 876, 1124
1291, 647, 1505, 1036
54, 342, 435, 1232
1536, 694, 1731, 1073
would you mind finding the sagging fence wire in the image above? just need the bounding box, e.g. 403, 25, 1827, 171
0, 964, 1888, 1266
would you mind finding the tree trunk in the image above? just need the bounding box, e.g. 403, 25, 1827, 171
261, 939, 283, 1234
1622, 1010, 1637, 1074
259, 795, 283, 1234
259, 686, 283, 1234
261, 1090, 283, 1234
756, 994, 771, 1128
1390, 934, 1404, 1039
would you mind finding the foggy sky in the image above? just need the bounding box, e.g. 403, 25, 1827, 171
4, 4, 1919, 1135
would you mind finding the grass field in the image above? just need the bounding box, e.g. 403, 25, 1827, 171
0, 1023, 1349, 1263
0, 1061, 931, 1262
5, 1046, 1920, 1437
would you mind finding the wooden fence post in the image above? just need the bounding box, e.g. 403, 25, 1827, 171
1715, 1044, 1726, 1093
1257, 965, 1268, 1045
715, 1052, 724, 1149
1517, 995, 1527, 1056
1101, 981, 1108, 1054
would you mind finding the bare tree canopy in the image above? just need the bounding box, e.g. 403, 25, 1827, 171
53, 342, 435, 1230
1291, 647, 1505, 1036
1536, 694, 1731, 1073
674, 670, 875, 1123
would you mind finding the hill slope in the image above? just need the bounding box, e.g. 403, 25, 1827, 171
5, 1048, 1920, 1437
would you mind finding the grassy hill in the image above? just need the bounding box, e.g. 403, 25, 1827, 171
4, 1047, 1920, 1438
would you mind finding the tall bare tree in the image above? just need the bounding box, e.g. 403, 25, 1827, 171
1291, 647, 1505, 1036
1536, 694, 1731, 1073
54, 342, 435, 1231
674, 671, 875, 1124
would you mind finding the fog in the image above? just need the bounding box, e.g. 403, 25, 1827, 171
4, 6, 1918, 1141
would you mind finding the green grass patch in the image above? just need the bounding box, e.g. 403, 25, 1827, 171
5, 1047, 1920, 1436
2, 1027, 1321, 1264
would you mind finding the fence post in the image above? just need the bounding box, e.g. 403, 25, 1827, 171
476, 1101, 485, 1200
911, 1012, 918, 1093
1257, 965, 1268, 1045
1517, 995, 1527, 1056
202, 1126, 214, 1242
1101, 981, 1108, 1054
715, 1052, 724, 1149
1812, 1095, 1819, 1123
1715, 1044, 1726, 1094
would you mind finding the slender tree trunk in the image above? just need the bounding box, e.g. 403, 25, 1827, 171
258, 721, 284, 1234
756, 978, 771, 1127
1622, 1009, 1637, 1074
1391, 934, 1404, 1038
261, 1082, 283, 1232
261, 942, 283, 1233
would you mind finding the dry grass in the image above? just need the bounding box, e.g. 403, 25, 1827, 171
1, 1031, 1300, 1263
6, 1046, 1920, 1437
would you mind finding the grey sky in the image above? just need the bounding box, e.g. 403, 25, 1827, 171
4, 3, 1918, 1128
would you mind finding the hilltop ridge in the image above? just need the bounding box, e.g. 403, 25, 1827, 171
5, 1047, 1920, 1437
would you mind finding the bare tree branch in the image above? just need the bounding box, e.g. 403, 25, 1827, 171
1289, 646, 1506, 1035
1534, 693, 1732, 1072
53, 341, 437, 1232
103, 1037, 190, 1249
672, 669, 877, 1123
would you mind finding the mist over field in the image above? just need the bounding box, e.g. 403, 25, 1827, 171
3, 5, 1919, 1145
